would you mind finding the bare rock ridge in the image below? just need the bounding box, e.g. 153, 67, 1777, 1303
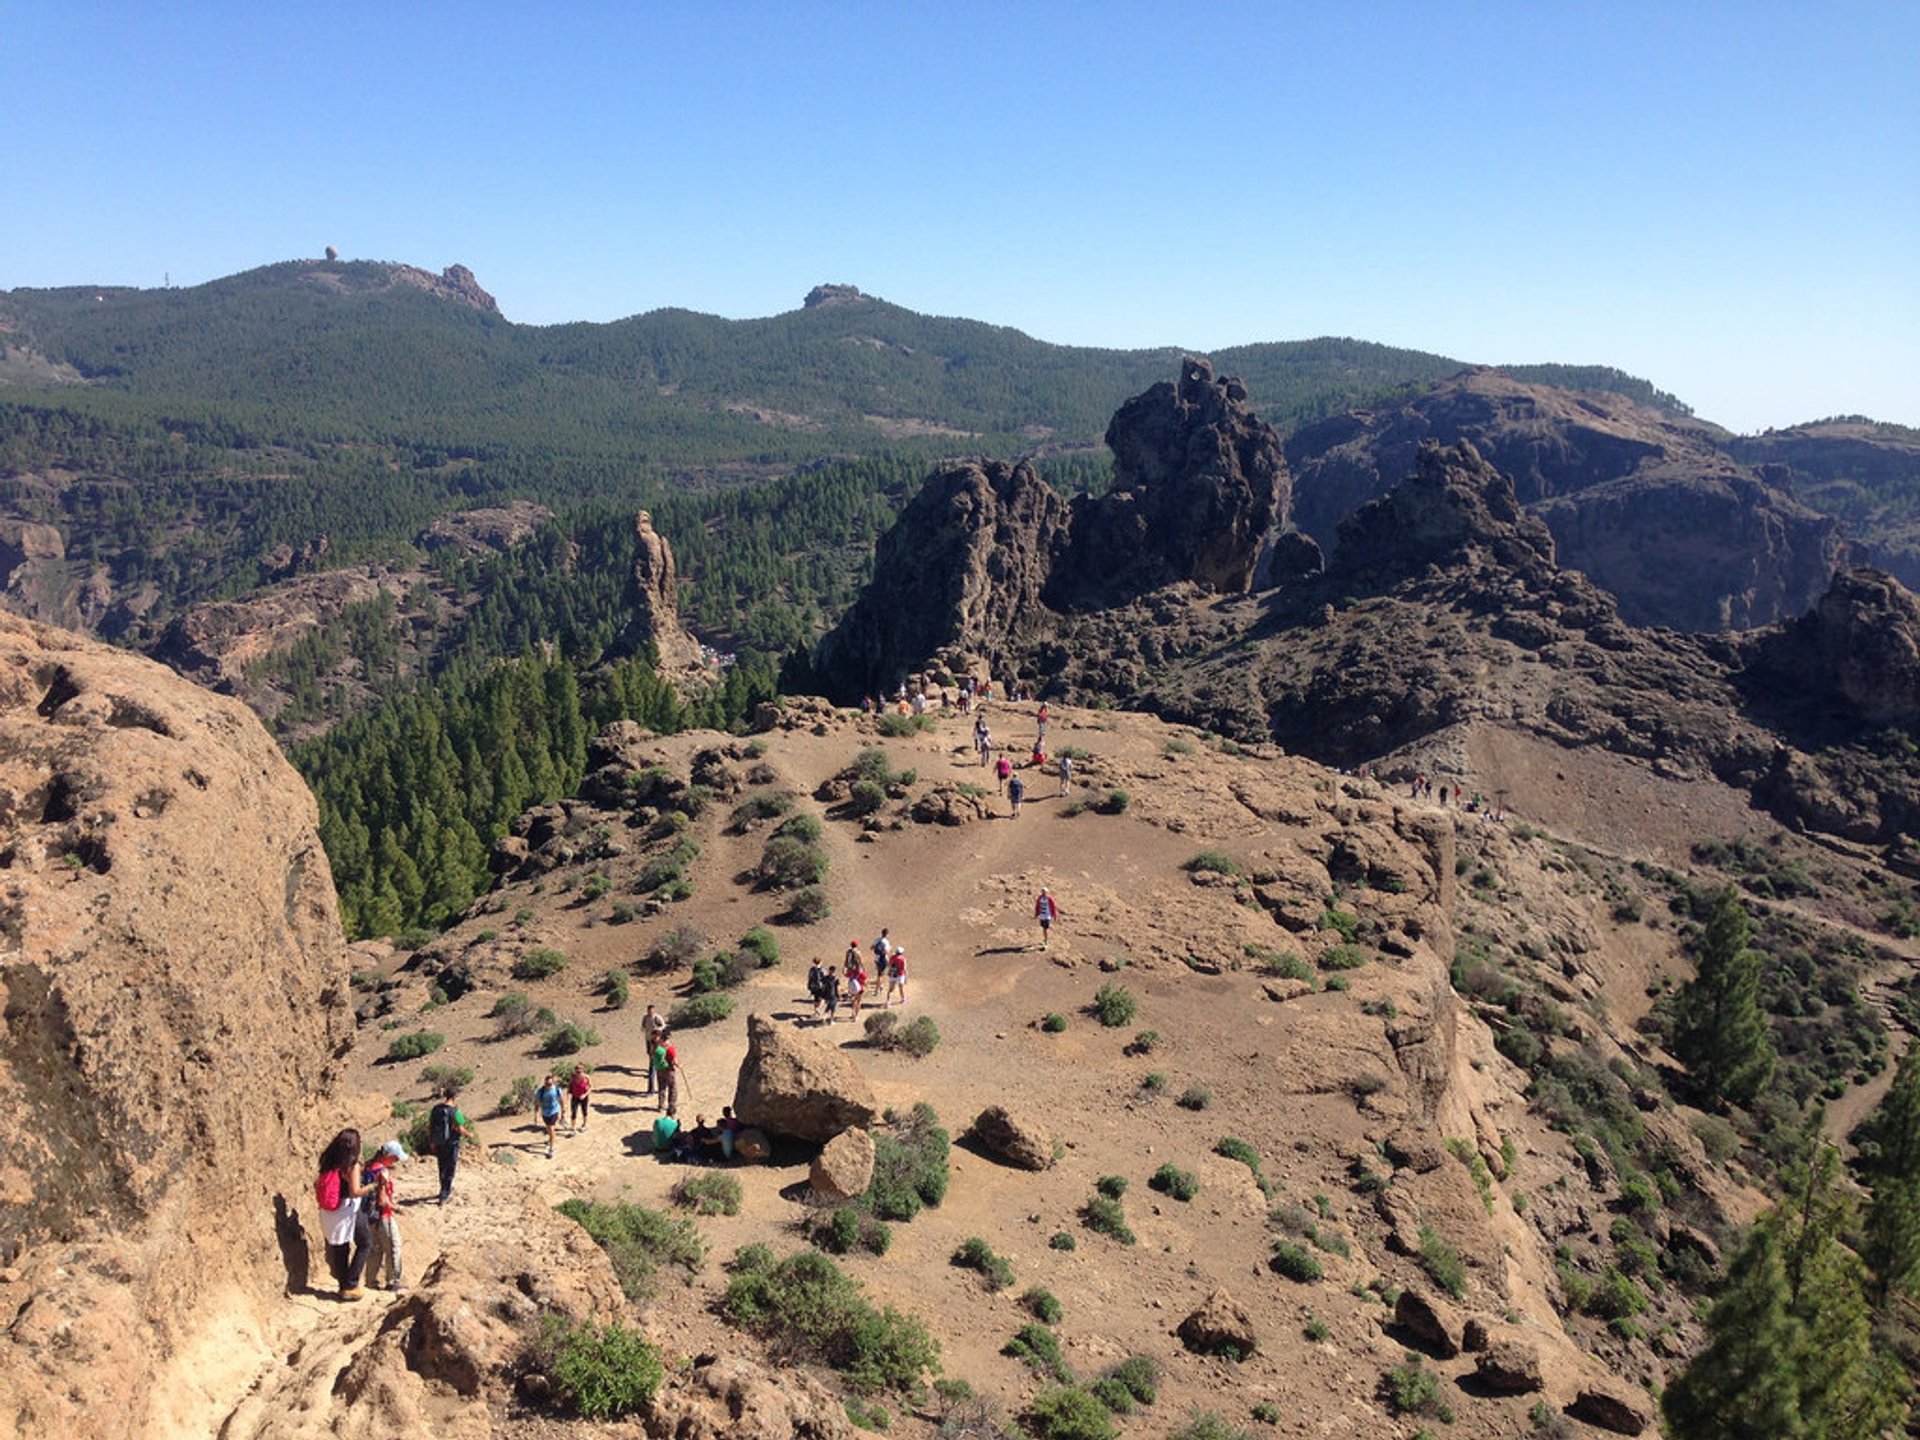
1747, 565, 1920, 731
817, 358, 1292, 697
1284, 368, 1846, 631
626, 508, 704, 672
0, 613, 352, 1438
387, 261, 499, 314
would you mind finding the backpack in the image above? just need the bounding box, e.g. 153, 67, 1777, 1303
315, 1167, 344, 1212
429, 1102, 456, 1155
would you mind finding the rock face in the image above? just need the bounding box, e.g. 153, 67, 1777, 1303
0, 612, 351, 1438
627, 509, 704, 673
1333, 439, 1558, 589
1569, 1384, 1656, 1435
1177, 1287, 1259, 1357
416, 500, 553, 556
816, 360, 1293, 698
1474, 1337, 1546, 1393
1393, 1288, 1465, 1358
1286, 369, 1844, 630
1748, 566, 1920, 729
969, 1104, 1057, 1171
650, 1354, 854, 1440
732, 1014, 879, 1142
810, 1126, 877, 1200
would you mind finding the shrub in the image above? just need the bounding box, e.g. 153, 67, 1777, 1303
877, 712, 930, 738
776, 813, 824, 844
537, 1315, 664, 1419
1186, 850, 1240, 876
739, 925, 781, 967
812, 1206, 893, 1256
722, 1247, 939, 1393
1089, 1378, 1135, 1414
1092, 983, 1137, 1028
420, 1063, 473, 1091
1303, 1317, 1330, 1342
1247, 945, 1314, 983
896, 1015, 940, 1057
1253, 1400, 1283, 1423
514, 947, 567, 980
847, 779, 889, 817
609, 903, 636, 925
865, 1103, 950, 1221
1215, 1137, 1261, 1171
1096, 1174, 1129, 1199
1004, 1324, 1072, 1381
785, 885, 832, 923
1026, 1386, 1115, 1440
731, 790, 794, 829
1141, 1072, 1168, 1093
672, 1171, 743, 1216
1417, 1226, 1468, 1300
581, 873, 612, 903
385, 1031, 444, 1062
670, 993, 734, 1029
1083, 1196, 1136, 1245
647, 925, 706, 971
602, 968, 631, 1008
1023, 1287, 1064, 1323
952, 1237, 1015, 1291
1321, 907, 1360, 941
1042, 1012, 1069, 1033
1270, 1240, 1324, 1281
557, 1199, 705, 1299
1110, 1354, 1159, 1403
1128, 1029, 1162, 1055
497, 1074, 538, 1115
1318, 945, 1367, 971
543, 1021, 601, 1056
758, 835, 829, 890
1384, 1354, 1441, 1416
1167, 1412, 1257, 1440
1150, 1164, 1199, 1201
1100, 789, 1131, 815
1049, 1230, 1077, 1252
691, 949, 754, 992
845, 1396, 891, 1432
1178, 1086, 1212, 1111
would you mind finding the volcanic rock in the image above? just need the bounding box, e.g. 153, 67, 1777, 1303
810, 1127, 877, 1200
1747, 566, 1920, 729
650, 1354, 855, 1440
1177, 1287, 1259, 1357
1474, 1337, 1546, 1393
969, 1104, 1058, 1171
1569, 1384, 1656, 1435
1394, 1287, 1465, 1357
733, 1014, 879, 1142
626, 509, 703, 672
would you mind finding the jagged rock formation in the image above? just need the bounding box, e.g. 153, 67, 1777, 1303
816, 360, 1293, 697
626, 509, 703, 672
1747, 565, 1920, 730
386, 262, 498, 314
803, 283, 866, 308
1286, 369, 1845, 630
415, 501, 553, 556
1729, 420, 1920, 592
0, 613, 352, 1438
1332, 439, 1558, 588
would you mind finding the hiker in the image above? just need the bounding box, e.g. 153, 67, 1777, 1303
995, 750, 1012, 794
1438, 784, 1450, 807
1036, 703, 1049, 743
871, 928, 893, 971
568, 1064, 591, 1133
823, 964, 842, 1023
1059, 753, 1073, 796
654, 1030, 683, 1117
363, 1140, 406, 1293
316, 1127, 375, 1300
718, 1106, 744, 1160
1008, 771, 1025, 817
651, 1111, 681, 1159
844, 954, 867, 1022
1034, 886, 1061, 949
688, 1113, 725, 1163
642, 1004, 667, 1093
884, 947, 908, 1007
808, 958, 830, 1019
536, 1073, 564, 1157
427, 1086, 476, 1205
974, 718, 991, 766
1030, 739, 1047, 768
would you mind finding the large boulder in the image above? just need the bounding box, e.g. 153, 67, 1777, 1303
1474, 1338, 1545, 1394
0, 612, 352, 1439
1177, 1287, 1259, 1358
810, 1127, 876, 1200
969, 1104, 1057, 1171
732, 1015, 879, 1143
1393, 1288, 1465, 1358
1569, 1384, 1655, 1435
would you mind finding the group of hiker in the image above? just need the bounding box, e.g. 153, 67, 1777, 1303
805, 928, 909, 1023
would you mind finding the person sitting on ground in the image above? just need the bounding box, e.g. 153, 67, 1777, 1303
1030, 740, 1047, 768
688, 1113, 725, 1163
718, 1106, 744, 1160
651, 1111, 681, 1159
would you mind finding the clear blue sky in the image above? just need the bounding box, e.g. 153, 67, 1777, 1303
6, 2, 1915, 432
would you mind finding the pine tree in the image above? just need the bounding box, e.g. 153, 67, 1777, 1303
1672, 888, 1776, 1109
1662, 1217, 1805, 1439
1861, 1045, 1920, 1307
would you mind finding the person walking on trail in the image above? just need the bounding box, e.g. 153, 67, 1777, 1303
536, 1074, 564, 1157
871, 929, 893, 972
316, 1127, 375, 1299
363, 1140, 406, 1293
567, 1064, 591, 1133
809, 958, 830, 1019
1058, 753, 1072, 796
654, 1031, 683, 1117
1034, 886, 1061, 949
1008, 770, 1026, 817
844, 954, 868, 1023
642, 1004, 667, 1094
884, 947, 908, 1007
427, 1086, 477, 1205
995, 751, 1013, 795
1036, 702, 1049, 745
974, 719, 992, 767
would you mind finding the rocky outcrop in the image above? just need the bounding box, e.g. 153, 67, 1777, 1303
1287, 369, 1844, 630
732, 1014, 879, 1143
0, 613, 352, 1438
388, 262, 499, 314
416, 501, 553, 556
1746, 566, 1920, 730
1569, 1384, 1656, 1435
650, 1355, 854, 1440
1177, 1287, 1259, 1357
626, 510, 703, 673
1332, 439, 1558, 589
969, 1104, 1057, 1171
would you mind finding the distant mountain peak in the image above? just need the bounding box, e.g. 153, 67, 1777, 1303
803, 283, 867, 308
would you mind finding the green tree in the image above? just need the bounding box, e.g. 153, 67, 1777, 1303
1859, 1046, 1920, 1308
1672, 888, 1776, 1110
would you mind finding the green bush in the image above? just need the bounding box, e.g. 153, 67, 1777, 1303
1049, 1231, 1077, 1252
1023, 1287, 1063, 1323
731, 790, 794, 829
1384, 1354, 1441, 1416
1096, 1174, 1129, 1199
1302, 1317, 1330, 1342
865, 1103, 950, 1221
1167, 1412, 1257, 1440
670, 993, 734, 1029
812, 1205, 892, 1256
557, 1199, 705, 1299
1318, 944, 1367, 971
1141, 1072, 1168, 1093
1186, 850, 1241, 876
691, 949, 754, 992
845, 1396, 891, 1431
540, 1316, 664, 1419
785, 885, 832, 923
543, 1021, 600, 1056
776, 812, 823, 844
1092, 983, 1137, 1028
896, 1015, 940, 1057
1100, 789, 1131, 815
1026, 1385, 1116, 1440
1215, 1137, 1261, 1171
581, 873, 612, 903
847, 779, 889, 816
1178, 1086, 1213, 1111
722, 1247, 939, 1393
1247, 946, 1314, 983
757, 834, 829, 890
602, 968, 630, 1008
1004, 1323, 1072, 1381
385, 1030, 444, 1061
739, 925, 781, 967
513, 947, 567, 980
952, 1237, 1015, 1291
672, 1171, 743, 1216
1083, 1195, 1136, 1245
420, 1063, 473, 1091
877, 712, 931, 738
1417, 1226, 1468, 1300
1253, 1400, 1282, 1423
647, 924, 707, 971
1270, 1241, 1324, 1282
497, 1074, 538, 1115
1110, 1354, 1159, 1404
1042, 1012, 1069, 1033
1150, 1164, 1198, 1201
1127, 1029, 1162, 1055
1321, 907, 1360, 941
1089, 1378, 1135, 1414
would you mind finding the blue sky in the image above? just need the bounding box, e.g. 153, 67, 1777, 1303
6, 2, 1915, 432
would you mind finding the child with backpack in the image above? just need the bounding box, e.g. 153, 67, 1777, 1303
426, 1087, 476, 1204
363, 1140, 406, 1292
315, 1127, 375, 1300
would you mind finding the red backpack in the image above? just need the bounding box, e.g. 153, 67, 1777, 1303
315, 1167, 344, 1212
